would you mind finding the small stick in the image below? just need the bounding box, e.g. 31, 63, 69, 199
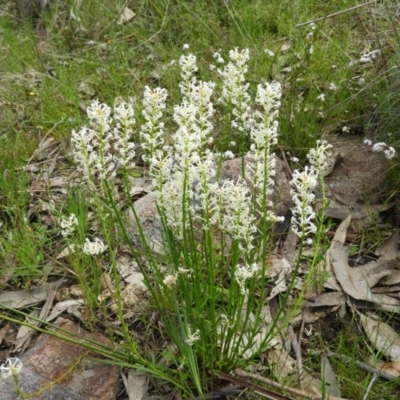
295, 1, 378, 28
308, 351, 397, 381
235, 369, 351, 400
362, 374, 378, 400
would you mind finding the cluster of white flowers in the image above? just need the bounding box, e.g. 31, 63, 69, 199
185, 327, 200, 346
363, 139, 396, 160
218, 48, 252, 132
140, 51, 282, 248
59, 213, 78, 237
72, 100, 136, 182
246, 81, 283, 222
291, 140, 332, 244
359, 49, 381, 64
1, 357, 22, 378
307, 139, 333, 176
140, 86, 168, 168
290, 167, 318, 244
163, 273, 178, 288
71, 48, 284, 257
210, 178, 257, 252
234, 263, 259, 295
83, 237, 106, 255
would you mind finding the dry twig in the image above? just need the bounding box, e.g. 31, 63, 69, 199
295, 1, 378, 28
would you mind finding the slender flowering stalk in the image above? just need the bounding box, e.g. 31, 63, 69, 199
219, 178, 257, 253
290, 166, 318, 244
86, 101, 115, 180
140, 87, 168, 169
179, 54, 198, 101
113, 102, 136, 168
307, 139, 333, 176
218, 48, 252, 133
234, 263, 260, 295
72, 100, 137, 184
246, 81, 282, 218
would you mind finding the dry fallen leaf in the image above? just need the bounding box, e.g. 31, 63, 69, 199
304, 292, 346, 308
328, 218, 400, 313
321, 354, 341, 397
0, 279, 63, 309
358, 312, 400, 362
375, 230, 399, 261
121, 369, 147, 400
118, 7, 136, 25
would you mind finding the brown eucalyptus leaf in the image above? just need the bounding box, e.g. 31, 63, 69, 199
358, 312, 400, 362
46, 299, 84, 322
0, 323, 10, 346
0, 279, 63, 309
323, 216, 352, 293
382, 271, 400, 286
267, 348, 296, 380
375, 231, 399, 261
321, 354, 341, 397
117, 7, 136, 25
329, 231, 400, 312
333, 215, 352, 243
304, 292, 346, 308
122, 369, 147, 400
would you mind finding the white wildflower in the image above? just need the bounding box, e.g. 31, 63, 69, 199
359, 49, 381, 64
309, 45, 314, 54
216, 178, 257, 251
290, 166, 318, 242
342, 126, 350, 133
86, 100, 111, 129
364, 140, 396, 160
384, 147, 396, 160
163, 274, 178, 288
1, 358, 22, 378
218, 48, 251, 132
185, 328, 200, 346
234, 263, 259, 295
372, 142, 386, 152
71, 100, 117, 181
183, 43, 189, 50
83, 237, 106, 255
178, 267, 192, 275
264, 48, 274, 57
224, 150, 235, 159
113, 102, 136, 167
140, 87, 168, 169
307, 139, 333, 175
59, 213, 78, 237
317, 93, 325, 102
329, 82, 337, 91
